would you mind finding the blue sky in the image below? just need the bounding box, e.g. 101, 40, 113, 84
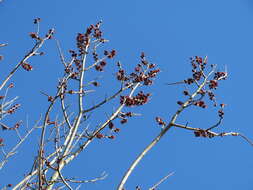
0, 0, 253, 189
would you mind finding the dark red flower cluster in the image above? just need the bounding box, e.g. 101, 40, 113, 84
45, 29, 54, 39
197, 89, 205, 96
69, 50, 77, 58
177, 101, 184, 106
70, 72, 79, 79
125, 67, 159, 85
118, 112, 133, 124
95, 132, 116, 140
75, 21, 105, 57
74, 59, 82, 71
191, 56, 207, 70
7, 104, 20, 114
1, 121, 21, 130
91, 81, 99, 87
33, 18, 41, 24
104, 49, 117, 59
47, 96, 54, 102
183, 90, 189, 96
21, 62, 33, 71
194, 129, 215, 138
193, 71, 203, 81
76, 33, 88, 55
214, 71, 227, 80
155, 117, 166, 126
108, 121, 114, 129
93, 22, 103, 39
95, 60, 107, 72
183, 56, 208, 85
120, 91, 151, 107
209, 80, 218, 89
29, 32, 39, 40
116, 52, 160, 87
184, 78, 195, 84
108, 121, 120, 133
207, 91, 215, 101
0, 138, 3, 146
218, 109, 224, 118
116, 69, 128, 81
8, 83, 14, 88
108, 135, 115, 139
120, 119, 127, 124
7, 184, 12, 188
96, 133, 104, 139
193, 100, 207, 108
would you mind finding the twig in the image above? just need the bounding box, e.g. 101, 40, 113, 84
149, 172, 174, 190
0, 122, 37, 170
58, 169, 73, 190
0, 43, 7, 47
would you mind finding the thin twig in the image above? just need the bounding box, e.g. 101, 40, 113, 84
58, 169, 73, 190
149, 172, 174, 190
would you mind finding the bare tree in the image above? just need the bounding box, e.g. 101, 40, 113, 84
0, 19, 252, 190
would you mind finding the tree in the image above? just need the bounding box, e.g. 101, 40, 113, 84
0, 18, 252, 190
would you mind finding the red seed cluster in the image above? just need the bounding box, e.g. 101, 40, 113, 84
120, 91, 151, 107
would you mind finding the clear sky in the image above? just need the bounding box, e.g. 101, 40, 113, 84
0, 0, 253, 189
